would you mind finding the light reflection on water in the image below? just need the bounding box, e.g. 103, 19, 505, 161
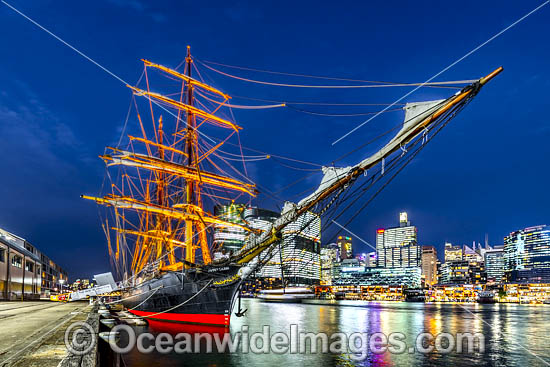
121, 299, 550, 367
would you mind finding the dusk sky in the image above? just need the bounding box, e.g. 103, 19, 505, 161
1, 1, 549, 278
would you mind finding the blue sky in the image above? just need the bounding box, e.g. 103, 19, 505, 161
0, 1, 549, 277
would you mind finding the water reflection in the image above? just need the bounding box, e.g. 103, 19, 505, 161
121, 300, 550, 367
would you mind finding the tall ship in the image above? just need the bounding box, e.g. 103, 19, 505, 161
83, 47, 501, 328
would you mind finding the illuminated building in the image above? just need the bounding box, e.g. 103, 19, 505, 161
375, 212, 420, 268
244, 207, 279, 232
0, 227, 68, 299
39, 251, 69, 295
320, 243, 339, 285
355, 253, 367, 266
258, 211, 321, 286
421, 246, 438, 286
366, 252, 377, 267
467, 261, 487, 284
504, 225, 550, 283
213, 203, 247, 254
334, 265, 422, 288
485, 245, 505, 283
439, 260, 469, 284
439, 259, 486, 285
463, 244, 484, 263
337, 236, 352, 261
444, 242, 463, 262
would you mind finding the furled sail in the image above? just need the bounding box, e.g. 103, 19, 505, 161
356, 99, 445, 170
298, 166, 352, 206
297, 99, 445, 207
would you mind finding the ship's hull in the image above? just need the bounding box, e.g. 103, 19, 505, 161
122, 265, 242, 328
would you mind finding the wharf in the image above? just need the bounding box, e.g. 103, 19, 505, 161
0, 301, 91, 367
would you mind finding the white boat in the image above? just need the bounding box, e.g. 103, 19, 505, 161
257, 287, 315, 303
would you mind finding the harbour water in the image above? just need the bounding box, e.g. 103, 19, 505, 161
121, 299, 550, 366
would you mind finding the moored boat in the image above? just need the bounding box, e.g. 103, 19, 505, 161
257, 287, 315, 303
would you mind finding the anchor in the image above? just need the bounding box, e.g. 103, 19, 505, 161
234, 285, 247, 317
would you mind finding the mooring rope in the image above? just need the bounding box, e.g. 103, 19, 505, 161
136, 279, 214, 319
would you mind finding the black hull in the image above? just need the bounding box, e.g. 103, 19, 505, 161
121, 265, 242, 327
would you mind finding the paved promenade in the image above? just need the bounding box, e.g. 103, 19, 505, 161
0, 301, 90, 367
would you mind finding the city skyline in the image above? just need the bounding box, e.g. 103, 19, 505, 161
1, 1, 549, 279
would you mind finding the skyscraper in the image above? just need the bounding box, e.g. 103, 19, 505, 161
376, 212, 420, 268
504, 225, 550, 283
421, 246, 438, 286
485, 245, 505, 283
258, 211, 321, 285
320, 243, 339, 285
213, 203, 247, 254
337, 236, 352, 261
439, 260, 469, 285
444, 242, 463, 262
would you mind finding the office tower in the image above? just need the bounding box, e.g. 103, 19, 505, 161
366, 252, 377, 267
444, 242, 463, 262
259, 211, 321, 286
213, 203, 247, 254
376, 212, 420, 268
485, 245, 505, 283
504, 225, 550, 283
337, 236, 353, 261
320, 243, 339, 285
421, 245, 438, 286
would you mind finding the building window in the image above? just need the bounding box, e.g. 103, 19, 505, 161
0, 248, 5, 263
25, 261, 34, 273
11, 255, 22, 268
36, 265, 40, 275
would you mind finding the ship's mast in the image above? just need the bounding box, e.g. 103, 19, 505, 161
184, 46, 197, 264
84, 49, 258, 277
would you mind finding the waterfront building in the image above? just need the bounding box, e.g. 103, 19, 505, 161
444, 242, 463, 262
213, 203, 247, 254
421, 246, 438, 286
439, 260, 469, 285
337, 236, 352, 261
504, 225, 550, 283
0, 227, 68, 299
502, 283, 550, 303
0, 228, 41, 300
320, 243, 339, 285
355, 253, 367, 266
428, 285, 480, 302
463, 244, 483, 262
366, 251, 377, 267
244, 207, 279, 232
376, 212, 420, 268
467, 261, 487, 284
439, 259, 486, 285
333, 264, 422, 288
37, 250, 69, 296
485, 245, 505, 283
258, 210, 321, 286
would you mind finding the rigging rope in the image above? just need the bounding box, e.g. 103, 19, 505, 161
270, 157, 322, 172
195, 89, 285, 109
232, 95, 407, 106
286, 105, 402, 117
136, 280, 214, 319
197, 60, 476, 89
332, 0, 550, 145
105, 285, 163, 305
198, 59, 474, 88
